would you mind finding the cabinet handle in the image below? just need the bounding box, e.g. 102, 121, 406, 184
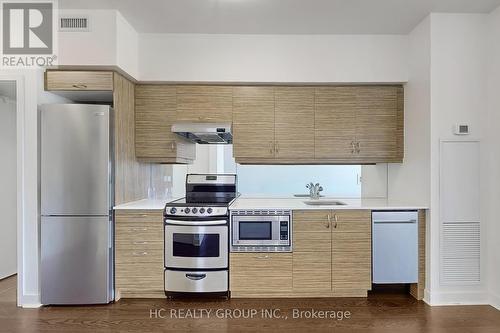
133, 241, 148, 245
275, 142, 279, 154
326, 214, 331, 228
132, 251, 148, 256
356, 141, 361, 154
131, 227, 148, 231
254, 255, 270, 259
72, 83, 87, 89
333, 214, 338, 229
269, 141, 274, 155
170, 141, 176, 151
350, 141, 355, 154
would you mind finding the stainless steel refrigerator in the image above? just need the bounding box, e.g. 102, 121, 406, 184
40, 104, 114, 305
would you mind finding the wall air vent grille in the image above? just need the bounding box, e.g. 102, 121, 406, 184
440, 222, 480, 285
59, 16, 89, 31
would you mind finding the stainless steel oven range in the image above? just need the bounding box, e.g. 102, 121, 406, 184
163, 174, 237, 298
231, 210, 292, 252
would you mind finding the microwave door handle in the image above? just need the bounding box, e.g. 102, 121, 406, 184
166, 219, 227, 226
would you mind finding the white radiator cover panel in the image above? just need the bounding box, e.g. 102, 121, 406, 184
439, 141, 481, 286
441, 223, 480, 285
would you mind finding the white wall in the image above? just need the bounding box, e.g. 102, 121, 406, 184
387, 13, 490, 305
429, 13, 487, 305
58, 10, 117, 66
58, 10, 139, 78
171, 145, 219, 197
360, 165, 388, 198
485, 5, 500, 310
116, 12, 139, 78
58, 11, 409, 83
0, 92, 17, 279
387, 16, 431, 207
138, 33, 408, 82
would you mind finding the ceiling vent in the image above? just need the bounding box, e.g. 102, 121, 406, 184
59, 16, 90, 32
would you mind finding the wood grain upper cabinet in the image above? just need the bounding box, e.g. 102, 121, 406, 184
331, 210, 371, 291
45, 71, 113, 91
135, 85, 195, 163
176, 86, 233, 123
293, 211, 332, 292
232, 87, 275, 159
314, 87, 357, 159
355, 86, 402, 161
314, 85, 403, 163
275, 87, 315, 159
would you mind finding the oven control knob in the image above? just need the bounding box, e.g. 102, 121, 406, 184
184, 208, 190, 214
169, 208, 177, 214
192, 208, 198, 214
199, 208, 205, 214
207, 208, 213, 214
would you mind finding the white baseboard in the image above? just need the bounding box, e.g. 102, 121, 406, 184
426, 290, 489, 306
423, 289, 431, 305
20, 293, 41, 308
22, 303, 42, 308
489, 292, 500, 310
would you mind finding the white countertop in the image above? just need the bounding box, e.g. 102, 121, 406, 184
113, 196, 427, 211
229, 196, 428, 211
113, 198, 180, 210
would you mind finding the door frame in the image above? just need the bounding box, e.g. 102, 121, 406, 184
0, 74, 25, 307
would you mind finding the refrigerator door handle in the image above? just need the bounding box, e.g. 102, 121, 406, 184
108, 219, 113, 249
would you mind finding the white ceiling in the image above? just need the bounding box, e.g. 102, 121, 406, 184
59, 0, 500, 34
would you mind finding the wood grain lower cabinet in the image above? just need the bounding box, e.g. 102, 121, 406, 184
230, 253, 292, 296
135, 85, 195, 163
331, 210, 371, 291
230, 210, 372, 298
45, 70, 113, 91
292, 211, 332, 291
115, 210, 164, 298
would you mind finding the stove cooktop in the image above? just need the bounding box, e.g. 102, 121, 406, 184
164, 196, 237, 217
165, 173, 237, 218
168, 197, 236, 207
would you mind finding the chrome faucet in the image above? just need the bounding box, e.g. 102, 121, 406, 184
306, 182, 323, 199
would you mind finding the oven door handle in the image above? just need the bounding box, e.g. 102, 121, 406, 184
166, 219, 227, 226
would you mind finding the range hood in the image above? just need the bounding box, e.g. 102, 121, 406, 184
171, 122, 233, 144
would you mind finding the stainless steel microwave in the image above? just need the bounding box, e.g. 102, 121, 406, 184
231, 210, 291, 252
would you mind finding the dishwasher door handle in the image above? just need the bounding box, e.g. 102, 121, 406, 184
373, 220, 417, 224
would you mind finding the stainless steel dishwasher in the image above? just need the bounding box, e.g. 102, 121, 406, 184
372, 211, 418, 284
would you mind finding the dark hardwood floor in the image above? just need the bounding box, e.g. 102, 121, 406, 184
1, 275, 500, 332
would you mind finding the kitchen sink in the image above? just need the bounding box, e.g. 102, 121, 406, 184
302, 200, 347, 206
